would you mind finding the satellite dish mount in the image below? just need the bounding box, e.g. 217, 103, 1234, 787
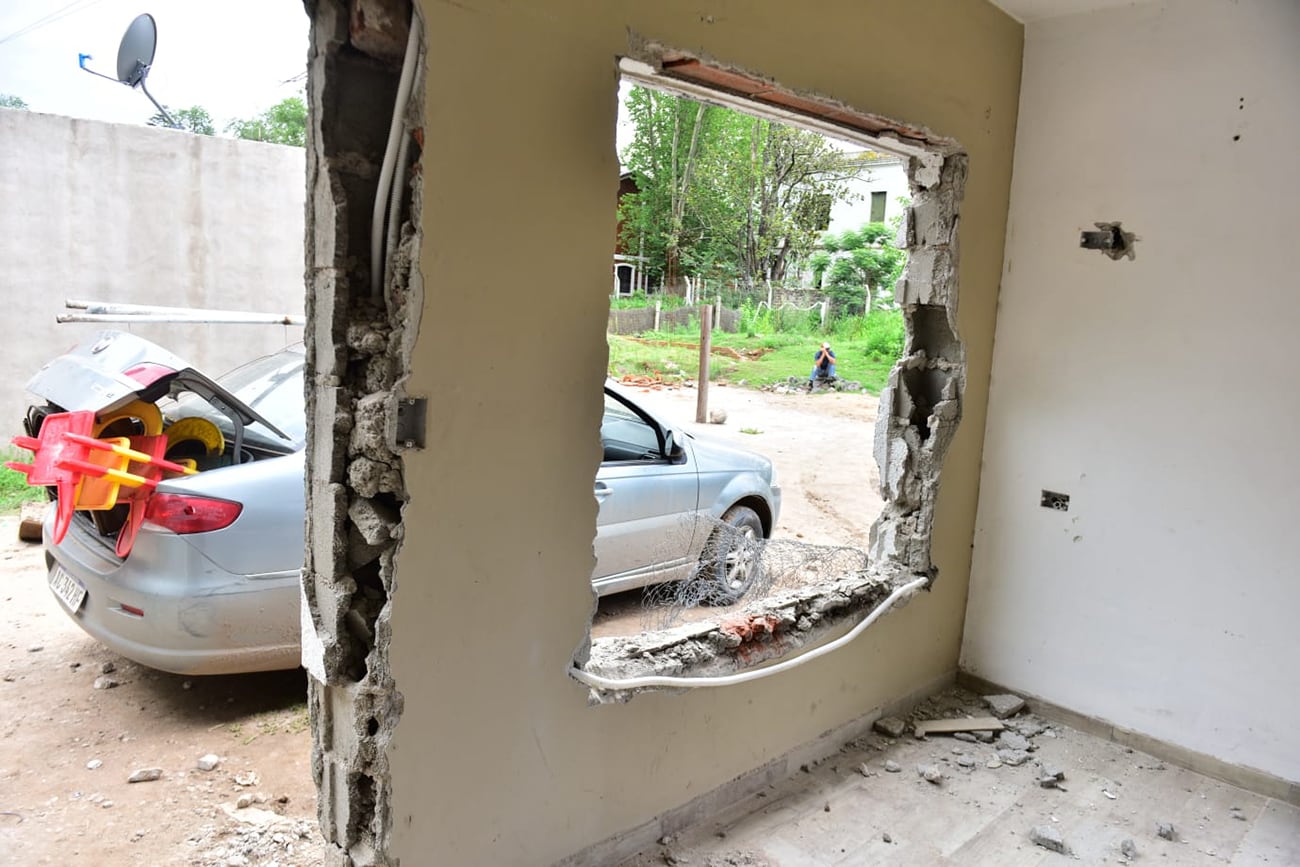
79, 13, 178, 128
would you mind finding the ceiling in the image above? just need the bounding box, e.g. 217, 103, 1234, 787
989, 0, 1149, 23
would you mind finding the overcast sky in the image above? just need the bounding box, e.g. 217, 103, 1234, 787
0, 1, 309, 128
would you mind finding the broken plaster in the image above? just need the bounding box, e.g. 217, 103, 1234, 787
303, 1, 424, 865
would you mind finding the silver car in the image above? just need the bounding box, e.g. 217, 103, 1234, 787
21, 331, 780, 674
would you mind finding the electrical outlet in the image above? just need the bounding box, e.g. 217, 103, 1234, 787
1041, 490, 1070, 512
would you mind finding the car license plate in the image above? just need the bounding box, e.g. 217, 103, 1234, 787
49, 565, 87, 614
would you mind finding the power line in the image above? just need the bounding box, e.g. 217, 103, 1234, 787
0, 0, 112, 49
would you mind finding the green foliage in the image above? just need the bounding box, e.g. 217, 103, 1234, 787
0, 450, 45, 511
226, 96, 307, 147
0, 93, 29, 110
149, 105, 216, 135
609, 291, 686, 310
832, 309, 906, 361
619, 86, 862, 291
820, 221, 906, 316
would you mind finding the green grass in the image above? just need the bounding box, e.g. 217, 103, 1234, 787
0, 449, 46, 512
607, 309, 905, 395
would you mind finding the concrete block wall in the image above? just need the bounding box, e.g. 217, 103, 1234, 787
0, 109, 305, 427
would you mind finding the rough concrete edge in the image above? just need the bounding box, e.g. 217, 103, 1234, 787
956, 671, 1300, 807
623, 34, 961, 154
552, 669, 957, 867
578, 48, 967, 695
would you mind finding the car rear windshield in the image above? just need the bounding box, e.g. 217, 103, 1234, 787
165, 349, 306, 452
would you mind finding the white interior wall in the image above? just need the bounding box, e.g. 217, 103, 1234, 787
962, 0, 1300, 782
0, 110, 305, 427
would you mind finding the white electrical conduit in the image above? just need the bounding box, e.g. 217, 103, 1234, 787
383, 131, 412, 293
569, 575, 929, 691
370, 12, 421, 300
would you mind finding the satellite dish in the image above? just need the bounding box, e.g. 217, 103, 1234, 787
116, 14, 158, 87
79, 12, 178, 128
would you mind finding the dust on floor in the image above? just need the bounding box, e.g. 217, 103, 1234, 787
618, 687, 1300, 866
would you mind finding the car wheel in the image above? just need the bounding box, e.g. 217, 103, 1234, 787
699, 505, 765, 605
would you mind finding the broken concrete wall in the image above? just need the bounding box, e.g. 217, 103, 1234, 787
302, 0, 421, 864
962, 0, 1300, 787
303, 0, 1023, 863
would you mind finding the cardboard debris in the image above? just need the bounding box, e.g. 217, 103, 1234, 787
913, 716, 1005, 737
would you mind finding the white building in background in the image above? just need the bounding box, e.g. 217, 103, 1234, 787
825, 151, 909, 236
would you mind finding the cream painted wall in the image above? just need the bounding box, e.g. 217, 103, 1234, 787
0, 111, 305, 424
390, 2, 1021, 862
962, 0, 1300, 783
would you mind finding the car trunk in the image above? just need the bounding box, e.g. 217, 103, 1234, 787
20, 330, 299, 558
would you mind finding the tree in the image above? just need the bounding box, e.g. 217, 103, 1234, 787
148, 105, 215, 135
0, 94, 29, 109
818, 222, 906, 316
618, 87, 860, 294
225, 96, 307, 147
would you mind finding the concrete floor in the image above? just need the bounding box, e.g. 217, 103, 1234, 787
618, 689, 1300, 866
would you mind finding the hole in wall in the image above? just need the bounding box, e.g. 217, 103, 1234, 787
576, 51, 968, 690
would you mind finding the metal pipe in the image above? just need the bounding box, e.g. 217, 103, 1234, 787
57, 313, 305, 325
66, 299, 303, 321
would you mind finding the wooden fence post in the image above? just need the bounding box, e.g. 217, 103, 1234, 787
695, 305, 712, 423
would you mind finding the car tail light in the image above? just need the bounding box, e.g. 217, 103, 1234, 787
144, 493, 242, 534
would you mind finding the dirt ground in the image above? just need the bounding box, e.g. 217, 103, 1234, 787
0, 516, 323, 866
0, 385, 882, 864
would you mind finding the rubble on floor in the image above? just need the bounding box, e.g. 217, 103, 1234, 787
616, 686, 1297, 866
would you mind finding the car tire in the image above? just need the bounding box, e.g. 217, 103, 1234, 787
699, 505, 765, 605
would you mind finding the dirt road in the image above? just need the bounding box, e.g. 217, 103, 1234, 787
0, 386, 883, 863
0, 516, 322, 866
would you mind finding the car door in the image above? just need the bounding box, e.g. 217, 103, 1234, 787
592, 389, 699, 593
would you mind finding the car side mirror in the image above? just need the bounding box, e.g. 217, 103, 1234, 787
664, 429, 685, 460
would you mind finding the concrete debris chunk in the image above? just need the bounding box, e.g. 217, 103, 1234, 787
956, 755, 976, 768
882, 832, 892, 843
1010, 718, 1047, 737
998, 731, 1030, 751
873, 716, 907, 739
984, 693, 1026, 719
997, 749, 1030, 766
916, 764, 944, 784
986, 758, 1003, 769
1120, 838, 1138, 859
234, 771, 260, 787
197, 754, 221, 771
86, 759, 102, 770
92, 675, 119, 690
974, 730, 995, 743
953, 731, 977, 743
1038, 765, 1066, 787
100, 661, 116, 674
883, 760, 901, 773
127, 767, 162, 783
1029, 824, 1068, 854
1156, 821, 1176, 840
236, 794, 254, 809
